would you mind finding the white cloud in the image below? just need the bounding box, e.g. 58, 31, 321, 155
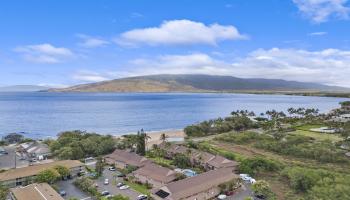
231, 48, 350, 87
128, 53, 230, 75
14, 43, 73, 63
293, 0, 350, 23
125, 49, 350, 87
77, 34, 109, 48
130, 12, 143, 18
115, 19, 247, 46
72, 70, 111, 82
70, 49, 350, 87
308, 31, 328, 36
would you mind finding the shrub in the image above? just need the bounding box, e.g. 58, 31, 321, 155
251, 180, 276, 200
239, 157, 281, 176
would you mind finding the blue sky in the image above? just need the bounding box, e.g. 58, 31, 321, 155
1, 0, 350, 87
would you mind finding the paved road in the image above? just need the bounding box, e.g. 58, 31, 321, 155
0, 145, 28, 169
95, 169, 141, 200
57, 179, 92, 200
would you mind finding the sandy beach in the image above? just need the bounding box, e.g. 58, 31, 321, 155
115, 129, 185, 147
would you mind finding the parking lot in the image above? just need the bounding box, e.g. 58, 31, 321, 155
57, 179, 92, 200
95, 168, 141, 199
0, 145, 29, 169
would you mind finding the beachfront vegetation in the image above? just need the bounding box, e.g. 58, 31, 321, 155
117, 129, 150, 156
184, 110, 257, 137
49, 130, 116, 160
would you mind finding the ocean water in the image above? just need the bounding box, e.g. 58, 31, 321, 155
0, 92, 347, 139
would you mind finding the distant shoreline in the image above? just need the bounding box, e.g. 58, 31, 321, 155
5, 90, 350, 99
115, 129, 185, 148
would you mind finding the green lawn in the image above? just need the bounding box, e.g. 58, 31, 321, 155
123, 180, 150, 195
294, 124, 326, 131
291, 130, 343, 142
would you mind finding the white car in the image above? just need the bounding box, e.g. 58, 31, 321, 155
108, 167, 116, 171
119, 185, 129, 190
239, 174, 249, 178
250, 178, 256, 184
217, 194, 227, 200
137, 194, 148, 200
104, 179, 109, 185
116, 182, 124, 187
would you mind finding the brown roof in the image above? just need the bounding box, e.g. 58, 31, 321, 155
206, 155, 238, 168
160, 143, 237, 169
0, 160, 83, 182
153, 167, 238, 200
104, 149, 149, 167
10, 183, 64, 200
133, 163, 177, 183
193, 152, 215, 162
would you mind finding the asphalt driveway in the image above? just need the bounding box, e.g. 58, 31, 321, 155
57, 179, 92, 200
95, 168, 141, 199
228, 183, 254, 200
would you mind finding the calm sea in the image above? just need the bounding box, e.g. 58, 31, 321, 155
0, 92, 347, 139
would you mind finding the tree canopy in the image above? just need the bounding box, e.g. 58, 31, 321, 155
36, 169, 60, 183
50, 130, 116, 160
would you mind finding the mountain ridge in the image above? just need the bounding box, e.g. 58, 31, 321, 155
0, 85, 49, 92
48, 74, 350, 93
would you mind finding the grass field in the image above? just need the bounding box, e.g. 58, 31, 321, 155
294, 124, 326, 131
291, 129, 343, 142
123, 180, 150, 195
207, 139, 350, 200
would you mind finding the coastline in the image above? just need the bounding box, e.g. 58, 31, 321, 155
115, 129, 185, 147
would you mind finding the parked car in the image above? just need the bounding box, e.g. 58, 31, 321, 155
104, 179, 109, 185
240, 173, 254, 182
117, 173, 126, 177
239, 174, 249, 178
137, 194, 148, 200
217, 194, 227, 200
119, 185, 129, 190
106, 194, 114, 199
59, 190, 66, 196
117, 182, 125, 187
250, 178, 256, 184
108, 166, 116, 171
101, 191, 110, 196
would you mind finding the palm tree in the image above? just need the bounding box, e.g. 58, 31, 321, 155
160, 133, 168, 142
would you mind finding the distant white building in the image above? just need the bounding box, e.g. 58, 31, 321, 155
18, 142, 51, 160
330, 114, 350, 123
